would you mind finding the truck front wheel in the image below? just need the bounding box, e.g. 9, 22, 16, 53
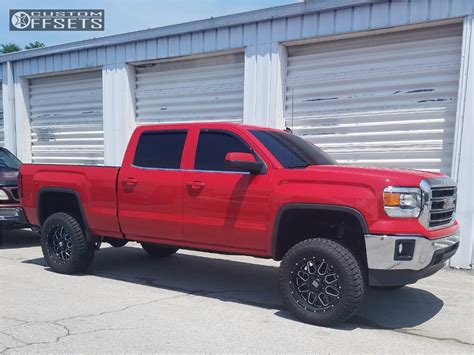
41, 213, 95, 274
141, 243, 179, 257
279, 238, 365, 327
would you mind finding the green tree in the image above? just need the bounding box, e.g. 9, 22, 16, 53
25, 41, 46, 50
0, 43, 21, 54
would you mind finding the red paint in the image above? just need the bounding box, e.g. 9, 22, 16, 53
225, 152, 256, 163
20, 123, 459, 258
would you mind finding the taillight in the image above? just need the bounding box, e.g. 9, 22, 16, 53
18, 171, 23, 198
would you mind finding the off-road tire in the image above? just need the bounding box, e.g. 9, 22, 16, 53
141, 243, 178, 257
41, 212, 95, 274
279, 238, 365, 327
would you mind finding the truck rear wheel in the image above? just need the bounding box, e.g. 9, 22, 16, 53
141, 243, 178, 257
279, 238, 365, 327
41, 213, 95, 274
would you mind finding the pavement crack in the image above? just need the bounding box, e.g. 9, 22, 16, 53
350, 316, 473, 346
0, 320, 131, 354
392, 328, 473, 346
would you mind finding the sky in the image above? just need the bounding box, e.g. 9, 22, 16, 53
1, 0, 301, 48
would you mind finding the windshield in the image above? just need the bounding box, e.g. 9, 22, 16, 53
250, 130, 337, 169
0, 148, 21, 170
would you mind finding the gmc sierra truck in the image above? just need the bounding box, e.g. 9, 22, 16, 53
19, 123, 460, 326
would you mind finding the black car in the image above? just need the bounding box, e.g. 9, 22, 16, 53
0, 148, 27, 235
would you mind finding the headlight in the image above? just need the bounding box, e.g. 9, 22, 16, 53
383, 187, 422, 218
0, 189, 10, 201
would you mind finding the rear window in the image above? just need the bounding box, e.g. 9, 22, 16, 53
133, 131, 187, 169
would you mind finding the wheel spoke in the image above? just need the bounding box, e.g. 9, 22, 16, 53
325, 273, 338, 284
291, 256, 341, 312
307, 291, 317, 305
297, 283, 309, 293
317, 261, 328, 276
297, 270, 309, 282
318, 293, 329, 307
48, 225, 73, 263
325, 285, 339, 297
305, 261, 316, 275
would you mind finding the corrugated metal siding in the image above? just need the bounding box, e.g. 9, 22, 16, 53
10, 1, 473, 78
29, 71, 104, 165
135, 53, 244, 124
0, 87, 3, 147
285, 24, 463, 174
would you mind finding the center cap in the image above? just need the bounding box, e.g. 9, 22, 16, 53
312, 280, 320, 289
59, 241, 64, 248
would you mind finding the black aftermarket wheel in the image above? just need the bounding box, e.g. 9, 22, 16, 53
41, 212, 95, 274
279, 238, 365, 326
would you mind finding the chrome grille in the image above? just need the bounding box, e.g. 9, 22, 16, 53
429, 186, 456, 228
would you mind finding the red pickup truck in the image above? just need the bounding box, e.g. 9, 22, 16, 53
19, 123, 459, 326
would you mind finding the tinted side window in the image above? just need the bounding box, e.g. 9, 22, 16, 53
194, 131, 252, 171
133, 131, 187, 169
250, 130, 336, 168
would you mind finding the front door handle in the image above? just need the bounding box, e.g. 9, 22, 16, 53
125, 177, 138, 186
186, 181, 206, 190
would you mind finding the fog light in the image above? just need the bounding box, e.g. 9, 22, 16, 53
394, 240, 415, 261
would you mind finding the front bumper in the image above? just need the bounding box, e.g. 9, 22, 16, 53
0, 207, 29, 226
365, 233, 459, 286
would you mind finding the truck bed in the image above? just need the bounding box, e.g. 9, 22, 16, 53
20, 164, 122, 238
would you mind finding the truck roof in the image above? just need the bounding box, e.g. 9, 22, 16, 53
136, 122, 283, 132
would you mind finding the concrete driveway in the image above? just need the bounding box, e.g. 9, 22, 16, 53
1, 229, 473, 354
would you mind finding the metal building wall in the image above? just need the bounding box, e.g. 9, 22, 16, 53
0, 87, 3, 147
29, 71, 104, 165
0, 64, 3, 147
135, 53, 244, 125
285, 24, 463, 175
7, 1, 474, 79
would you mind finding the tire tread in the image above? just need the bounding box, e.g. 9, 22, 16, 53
41, 212, 95, 274
279, 238, 365, 326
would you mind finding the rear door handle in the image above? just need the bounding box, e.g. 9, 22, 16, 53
186, 181, 206, 189
125, 177, 138, 186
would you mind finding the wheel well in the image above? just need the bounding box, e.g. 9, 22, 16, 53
273, 207, 368, 269
38, 191, 86, 230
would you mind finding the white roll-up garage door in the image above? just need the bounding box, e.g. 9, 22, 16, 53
135, 52, 244, 125
285, 25, 463, 175
29, 71, 104, 165
0, 87, 4, 147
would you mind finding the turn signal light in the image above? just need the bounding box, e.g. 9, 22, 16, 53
383, 192, 401, 206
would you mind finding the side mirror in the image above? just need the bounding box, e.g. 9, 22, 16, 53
225, 152, 264, 174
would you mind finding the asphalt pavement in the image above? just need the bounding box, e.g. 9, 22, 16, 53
0, 229, 473, 353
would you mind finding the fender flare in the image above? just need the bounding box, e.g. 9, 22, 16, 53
272, 203, 369, 259
38, 187, 96, 242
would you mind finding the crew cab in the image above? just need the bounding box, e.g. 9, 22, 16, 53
19, 123, 460, 326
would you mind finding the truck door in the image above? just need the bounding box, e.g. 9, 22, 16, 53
117, 129, 187, 243
182, 129, 271, 251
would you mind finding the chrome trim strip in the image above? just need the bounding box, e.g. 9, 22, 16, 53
130, 165, 251, 175
0, 207, 22, 221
